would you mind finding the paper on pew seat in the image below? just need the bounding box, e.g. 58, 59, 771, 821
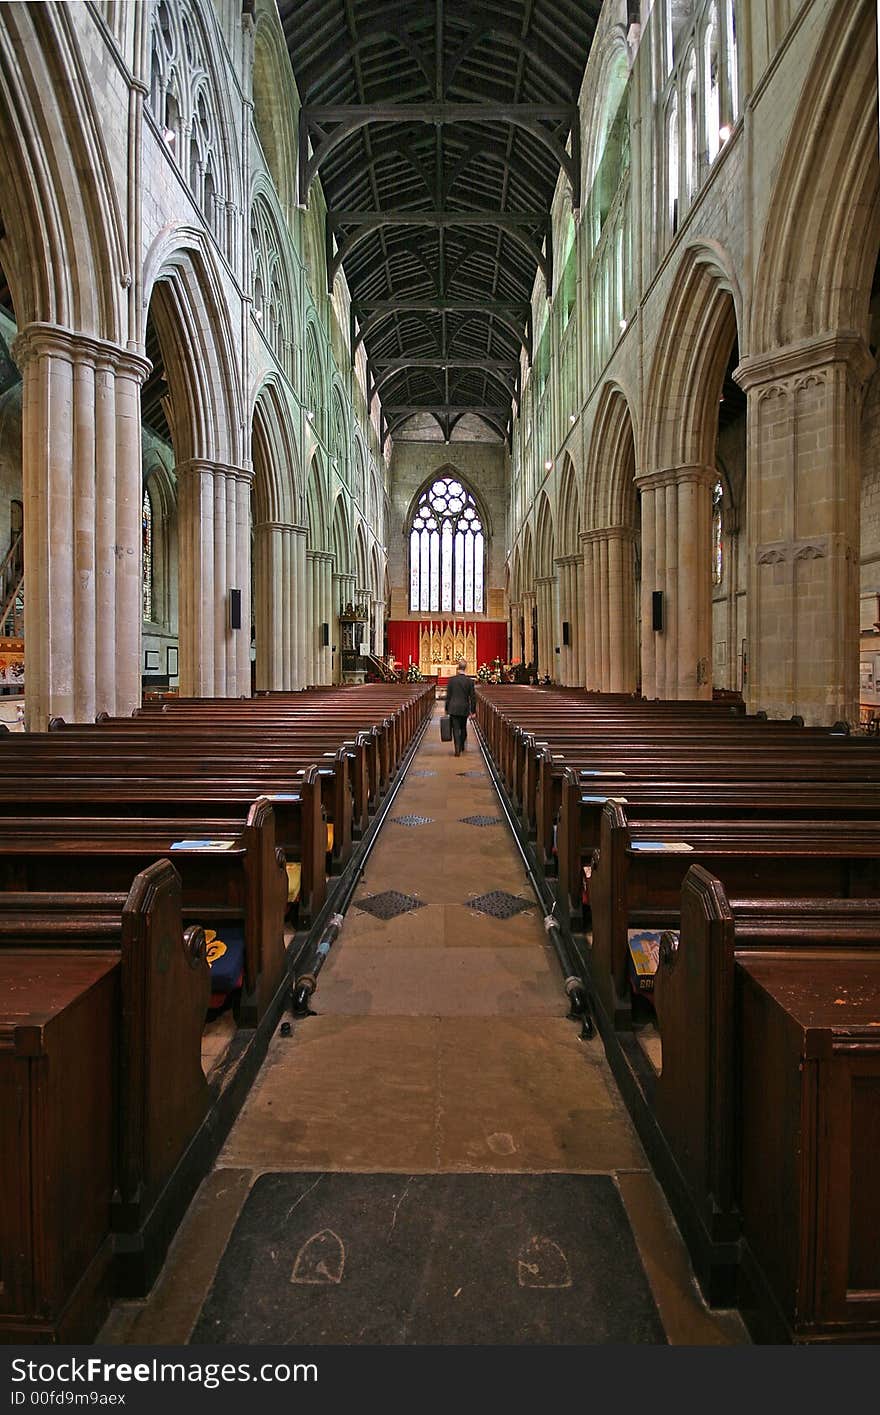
581, 794, 628, 804
630, 840, 694, 853
170, 839, 236, 851
269, 793, 301, 801
581, 769, 626, 777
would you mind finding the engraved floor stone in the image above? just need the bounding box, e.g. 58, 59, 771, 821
389, 814, 434, 827
459, 814, 503, 827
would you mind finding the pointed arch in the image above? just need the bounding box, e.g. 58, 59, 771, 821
250, 177, 297, 383
556, 452, 581, 557
585, 381, 638, 530
406, 469, 487, 614
354, 519, 369, 591
252, 9, 298, 224
251, 374, 299, 526
643, 241, 740, 473
0, 2, 126, 340
306, 451, 328, 551
751, 0, 879, 353
331, 493, 352, 575
534, 491, 555, 578
521, 522, 535, 591
145, 230, 243, 467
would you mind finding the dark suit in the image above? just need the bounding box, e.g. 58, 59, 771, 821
444, 671, 476, 753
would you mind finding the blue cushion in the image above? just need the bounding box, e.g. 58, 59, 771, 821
205, 923, 246, 995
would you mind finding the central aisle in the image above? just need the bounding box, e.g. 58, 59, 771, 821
100, 703, 745, 1345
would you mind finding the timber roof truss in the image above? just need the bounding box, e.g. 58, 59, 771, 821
279, 0, 602, 443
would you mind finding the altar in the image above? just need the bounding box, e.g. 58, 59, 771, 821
418, 619, 477, 678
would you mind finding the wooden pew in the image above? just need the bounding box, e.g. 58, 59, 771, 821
653, 865, 880, 1336
0, 802, 288, 1026
589, 802, 880, 1027
0, 771, 326, 924
556, 776, 880, 919
0, 861, 209, 1342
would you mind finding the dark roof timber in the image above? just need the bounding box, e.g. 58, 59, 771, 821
278, 0, 602, 442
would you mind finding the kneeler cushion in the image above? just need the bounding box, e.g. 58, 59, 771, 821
286, 862, 302, 903
205, 924, 245, 1007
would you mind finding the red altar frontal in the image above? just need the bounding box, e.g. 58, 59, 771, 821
387, 619, 507, 680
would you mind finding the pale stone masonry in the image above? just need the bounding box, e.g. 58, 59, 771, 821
0, 0, 877, 725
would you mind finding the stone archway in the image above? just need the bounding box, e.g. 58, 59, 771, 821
740, 0, 879, 723
642, 242, 741, 699
584, 382, 639, 693
145, 235, 248, 698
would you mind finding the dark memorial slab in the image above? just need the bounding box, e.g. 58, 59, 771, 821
191, 1172, 665, 1345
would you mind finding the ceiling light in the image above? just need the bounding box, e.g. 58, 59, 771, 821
719, 125, 731, 143
163, 128, 176, 147
569, 412, 577, 425
619, 318, 628, 331
306, 409, 314, 422
545, 459, 553, 471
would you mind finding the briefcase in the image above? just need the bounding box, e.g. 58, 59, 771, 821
440, 713, 452, 742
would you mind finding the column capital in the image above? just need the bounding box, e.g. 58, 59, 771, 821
734, 330, 875, 390
554, 553, 582, 567
579, 524, 637, 544
253, 519, 298, 535
176, 458, 254, 486
12, 321, 151, 382
306, 548, 335, 564
535, 574, 557, 587
635, 465, 718, 492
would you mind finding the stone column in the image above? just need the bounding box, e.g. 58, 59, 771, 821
736, 333, 873, 723
509, 600, 523, 665
581, 527, 638, 692
521, 590, 536, 668
333, 571, 356, 682
254, 521, 300, 690
635, 467, 714, 701
177, 459, 252, 698
291, 526, 308, 690
574, 556, 585, 686
581, 535, 597, 689
313, 550, 334, 684
535, 577, 555, 679
13, 324, 149, 729
639, 486, 657, 698
305, 550, 319, 688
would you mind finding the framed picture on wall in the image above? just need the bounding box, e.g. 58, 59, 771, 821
144, 649, 160, 672
167, 646, 178, 677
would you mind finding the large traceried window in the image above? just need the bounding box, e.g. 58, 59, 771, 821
409, 476, 484, 613
142, 489, 153, 621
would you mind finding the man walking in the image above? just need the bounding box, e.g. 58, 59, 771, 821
444, 656, 476, 757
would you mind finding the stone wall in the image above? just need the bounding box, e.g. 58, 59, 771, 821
387, 442, 509, 622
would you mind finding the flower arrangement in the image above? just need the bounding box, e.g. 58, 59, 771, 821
477, 662, 502, 684
406, 663, 423, 682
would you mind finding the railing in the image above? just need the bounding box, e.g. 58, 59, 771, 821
363, 653, 399, 682
0, 531, 23, 639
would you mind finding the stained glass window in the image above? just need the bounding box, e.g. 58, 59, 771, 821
409, 476, 484, 613
142, 488, 153, 621
712, 480, 723, 586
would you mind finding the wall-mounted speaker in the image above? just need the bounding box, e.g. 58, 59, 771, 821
562, 620, 570, 646
229, 588, 242, 631
651, 590, 663, 632
321, 622, 330, 647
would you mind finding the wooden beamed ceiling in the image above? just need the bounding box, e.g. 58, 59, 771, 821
279, 0, 602, 443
